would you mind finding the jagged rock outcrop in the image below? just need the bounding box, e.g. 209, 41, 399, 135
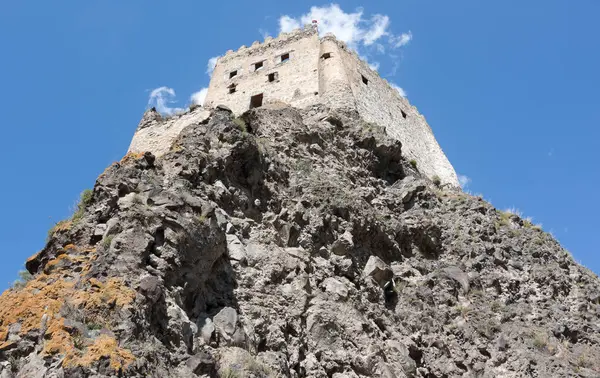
1, 105, 599, 377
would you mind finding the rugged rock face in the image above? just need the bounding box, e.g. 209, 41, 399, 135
1, 105, 599, 378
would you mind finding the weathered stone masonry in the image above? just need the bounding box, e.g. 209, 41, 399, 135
130, 24, 459, 186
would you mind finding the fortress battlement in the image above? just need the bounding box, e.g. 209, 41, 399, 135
220, 24, 319, 64
130, 26, 459, 187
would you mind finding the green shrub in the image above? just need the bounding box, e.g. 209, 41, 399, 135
409, 159, 418, 169
72, 189, 94, 223
102, 235, 114, 250
233, 117, 247, 132
533, 332, 548, 350
432, 175, 442, 186
11, 270, 33, 290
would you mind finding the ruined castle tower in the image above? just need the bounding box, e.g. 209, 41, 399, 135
130, 24, 459, 186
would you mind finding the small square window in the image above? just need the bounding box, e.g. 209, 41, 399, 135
254, 61, 264, 71
362, 75, 369, 85
250, 93, 263, 109
268, 72, 278, 82
229, 70, 238, 79
280, 53, 290, 62
401, 110, 407, 119
321, 53, 331, 60
228, 84, 236, 94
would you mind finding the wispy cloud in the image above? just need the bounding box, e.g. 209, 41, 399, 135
390, 31, 413, 48
190, 88, 208, 106
390, 83, 407, 98
206, 56, 219, 75
279, 15, 301, 34
363, 14, 390, 45
458, 174, 472, 188
278, 4, 409, 52
147, 86, 184, 116
189, 56, 219, 107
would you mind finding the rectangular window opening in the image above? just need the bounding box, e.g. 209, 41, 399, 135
250, 93, 263, 109
229, 70, 238, 79
254, 61, 264, 71
228, 84, 237, 94
280, 53, 290, 63
321, 52, 332, 60
362, 75, 369, 85
401, 110, 407, 119
268, 72, 278, 82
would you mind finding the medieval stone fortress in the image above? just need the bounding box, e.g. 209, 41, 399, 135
129, 24, 459, 186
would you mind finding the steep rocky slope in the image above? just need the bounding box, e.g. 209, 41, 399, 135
1, 105, 599, 378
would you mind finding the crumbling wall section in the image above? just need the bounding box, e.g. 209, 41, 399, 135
204, 25, 321, 115
332, 40, 459, 186
128, 107, 211, 157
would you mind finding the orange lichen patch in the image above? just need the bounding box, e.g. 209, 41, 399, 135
74, 278, 136, 310
0, 278, 75, 343
42, 318, 74, 356
75, 335, 135, 371
50, 220, 73, 237
64, 244, 78, 251
0, 263, 136, 373
120, 152, 145, 165
43, 254, 71, 274
43, 321, 135, 372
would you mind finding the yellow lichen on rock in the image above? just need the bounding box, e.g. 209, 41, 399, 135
76, 335, 135, 370
0, 244, 137, 372
120, 151, 146, 165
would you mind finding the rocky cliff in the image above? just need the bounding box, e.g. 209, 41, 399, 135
1, 105, 599, 378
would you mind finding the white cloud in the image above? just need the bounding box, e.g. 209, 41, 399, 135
390, 83, 407, 97
390, 31, 413, 48
360, 54, 380, 71
458, 174, 471, 188
278, 4, 400, 51
148, 86, 184, 116
363, 14, 390, 45
279, 15, 301, 33
278, 4, 412, 81
190, 88, 208, 106
206, 56, 219, 75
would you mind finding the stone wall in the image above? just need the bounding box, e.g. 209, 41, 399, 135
128, 107, 210, 157
328, 37, 459, 186
204, 25, 321, 115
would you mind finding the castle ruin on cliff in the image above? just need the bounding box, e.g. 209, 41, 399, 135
129, 24, 459, 186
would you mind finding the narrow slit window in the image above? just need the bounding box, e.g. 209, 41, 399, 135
254, 61, 264, 71
250, 93, 263, 109
401, 110, 407, 119
229, 70, 238, 79
321, 52, 332, 60
280, 53, 290, 63
362, 75, 369, 85
228, 84, 237, 94
268, 72, 278, 82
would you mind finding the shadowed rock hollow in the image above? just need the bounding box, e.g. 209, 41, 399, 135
1, 105, 599, 378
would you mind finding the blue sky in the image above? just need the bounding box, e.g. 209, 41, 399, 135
1, 1, 599, 291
